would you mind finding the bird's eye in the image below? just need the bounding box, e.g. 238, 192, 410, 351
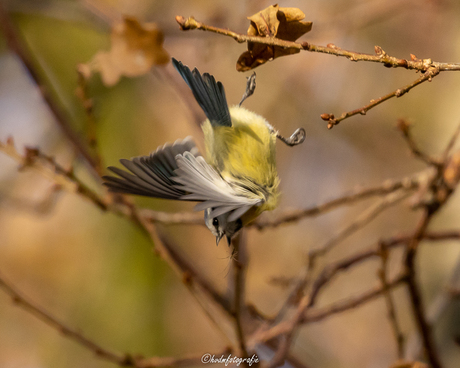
212, 218, 219, 228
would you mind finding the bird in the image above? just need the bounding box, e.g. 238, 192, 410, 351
103, 58, 305, 246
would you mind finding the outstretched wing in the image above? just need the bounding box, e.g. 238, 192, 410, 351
172, 58, 232, 127
173, 152, 262, 221
103, 138, 262, 221
102, 137, 199, 199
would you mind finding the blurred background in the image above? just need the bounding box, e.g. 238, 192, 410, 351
1, 0, 460, 367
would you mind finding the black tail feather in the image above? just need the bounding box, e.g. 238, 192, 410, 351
172, 58, 232, 127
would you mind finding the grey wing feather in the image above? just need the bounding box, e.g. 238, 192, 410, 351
173, 152, 261, 219
102, 137, 199, 199
103, 138, 260, 220
172, 58, 232, 127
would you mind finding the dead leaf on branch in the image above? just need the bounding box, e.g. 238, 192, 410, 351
79, 16, 170, 86
237, 4, 312, 71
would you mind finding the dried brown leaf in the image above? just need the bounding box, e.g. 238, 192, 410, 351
80, 16, 170, 86
237, 5, 312, 71
247, 4, 280, 37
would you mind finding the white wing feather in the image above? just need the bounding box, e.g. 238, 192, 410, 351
173, 152, 261, 219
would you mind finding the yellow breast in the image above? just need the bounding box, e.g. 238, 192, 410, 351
202, 106, 279, 213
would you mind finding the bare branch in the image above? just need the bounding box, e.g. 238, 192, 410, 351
0, 268, 232, 368
175, 16, 460, 72
254, 173, 423, 229
249, 274, 407, 346
378, 242, 406, 359
406, 251, 460, 361
404, 212, 443, 368
230, 231, 250, 359
76, 69, 103, 171
400, 134, 460, 367
304, 274, 407, 324
397, 119, 441, 167
442, 122, 460, 162
323, 67, 440, 129
306, 231, 460, 311
0, 270, 132, 366
312, 189, 410, 258
0, 3, 102, 176
0, 138, 108, 211
175, 16, 459, 129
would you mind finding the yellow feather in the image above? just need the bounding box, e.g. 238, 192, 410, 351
202, 106, 279, 221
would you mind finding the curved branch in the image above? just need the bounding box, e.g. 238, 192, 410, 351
0, 271, 130, 366
322, 67, 440, 129
175, 16, 460, 72
0, 3, 102, 176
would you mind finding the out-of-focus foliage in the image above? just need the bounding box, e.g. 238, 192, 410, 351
80, 16, 169, 86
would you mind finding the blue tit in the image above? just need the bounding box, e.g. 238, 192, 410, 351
103, 58, 305, 246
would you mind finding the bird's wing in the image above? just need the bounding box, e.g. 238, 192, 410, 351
173, 152, 262, 221
102, 137, 199, 199
103, 138, 261, 221
172, 58, 232, 127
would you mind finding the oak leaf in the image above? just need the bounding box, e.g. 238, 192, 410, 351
79, 17, 169, 86
237, 5, 312, 71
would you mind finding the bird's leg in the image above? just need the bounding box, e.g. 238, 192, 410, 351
276, 127, 306, 147
239, 72, 256, 106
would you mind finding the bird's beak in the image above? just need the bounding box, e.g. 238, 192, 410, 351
226, 235, 232, 247
215, 233, 223, 246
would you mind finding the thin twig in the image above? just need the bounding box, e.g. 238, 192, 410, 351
304, 274, 407, 324
401, 122, 460, 368
378, 242, 405, 359
406, 252, 460, 361
155, 229, 231, 313
258, 227, 460, 359
306, 231, 460, 310
265, 255, 318, 368
175, 16, 459, 129
263, 228, 460, 358
322, 67, 440, 129
249, 274, 407, 346
123, 205, 238, 347
441, 122, 460, 162
404, 211, 443, 368
175, 16, 460, 72
0, 138, 108, 211
0, 269, 230, 368
0, 3, 101, 177
230, 231, 250, 359
254, 172, 424, 229
312, 189, 410, 258
2, 138, 237, 352
397, 119, 441, 166
0, 271, 132, 366
76, 69, 103, 173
